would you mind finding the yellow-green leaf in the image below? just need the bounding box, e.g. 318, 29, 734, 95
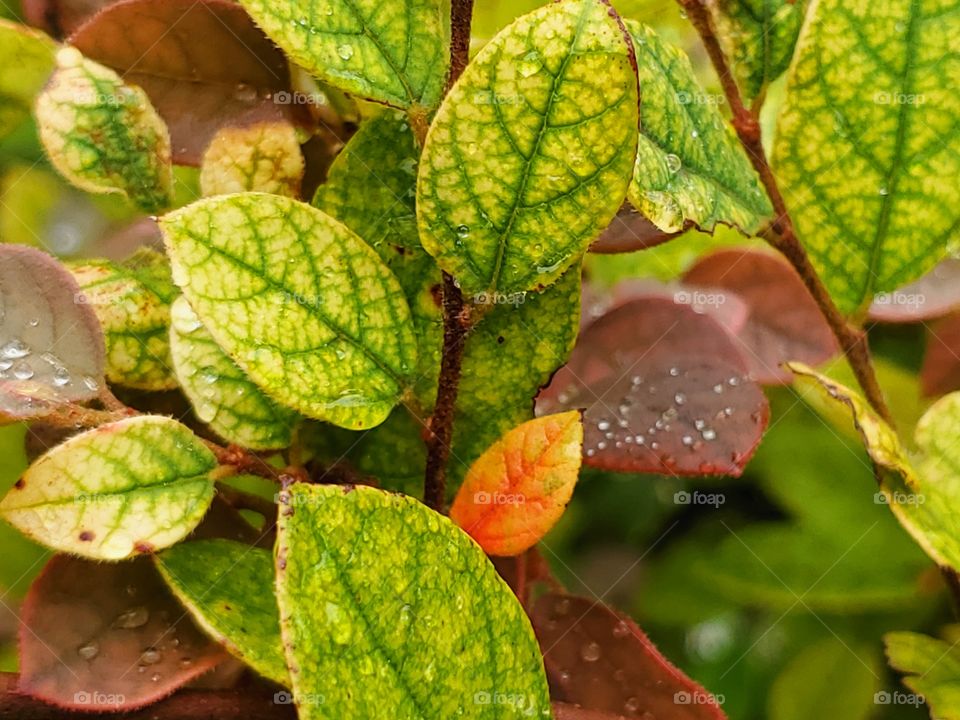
417, 0, 639, 296
789, 362, 960, 575
156, 539, 288, 685
161, 193, 418, 430
626, 21, 771, 234
70, 249, 179, 391
35, 47, 174, 213
885, 631, 960, 718
237, 0, 449, 109
312, 110, 442, 404
169, 297, 297, 450
276, 483, 551, 719
451, 411, 582, 556
0, 20, 56, 139
199, 121, 304, 198
0, 415, 216, 560
706, 0, 809, 101
774, 0, 960, 314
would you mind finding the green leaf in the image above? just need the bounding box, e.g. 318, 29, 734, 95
161, 193, 419, 430
452, 268, 581, 485
156, 539, 288, 686
773, 0, 960, 314
0, 415, 216, 560
276, 483, 551, 719
70, 248, 179, 391
236, 0, 449, 109
417, 0, 639, 296
625, 21, 771, 234
312, 110, 442, 404
35, 47, 174, 213
885, 631, 960, 718
169, 297, 298, 450
0, 21, 56, 139
706, 0, 809, 102
768, 638, 880, 720
199, 121, 304, 198
789, 363, 960, 576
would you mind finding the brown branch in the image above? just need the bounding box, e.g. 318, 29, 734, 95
677, 0, 893, 425
422, 0, 477, 511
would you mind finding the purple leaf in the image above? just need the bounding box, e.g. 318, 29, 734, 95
683, 248, 838, 384
69, 0, 310, 165
19, 555, 227, 711
921, 312, 960, 396
537, 296, 768, 476
869, 259, 960, 322
532, 594, 727, 719
590, 203, 682, 254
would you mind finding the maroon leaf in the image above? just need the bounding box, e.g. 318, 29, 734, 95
22, 0, 117, 37
532, 594, 727, 720
0, 246, 105, 423
19, 554, 228, 711
869, 259, 960, 322
69, 0, 309, 165
537, 296, 768, 477
552, 702, 630, 720
921, 312, 960, 396
590, 203, 682, 254
610, 280, 750, 340
682, 248, 838, 384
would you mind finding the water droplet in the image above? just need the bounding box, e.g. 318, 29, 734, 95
613, 621, 630, 638
234, 83, 257, 103
597, 419, 611, 431
702, 429, 717, 441
723, 406, 734, 417
624, 697, 641, 713
27, 318, 39, 327
335, 348, 347, 360
669, 367, 680, 377
682, 435, 694, 447
200, 367, 218, 385
713, 383, 724, 394
115, 606, 149, 629
83, 376, 99, 392
1, 339, 30, 359
691, 129, 699, 139
455, 224, 470, 240
77, 641, 99, 660
12, 363, 34, 380
580, 641, 602, 662
674, 392, 686, 405
727, 376, 740, 386
665, 154, 682, 173
337, 44, 354, 60
554, 597, 571, 615
519, 51, 542, 77
140, 648, 162, 665
878, 185, 889, 196
52, 366, 70, 386
536, 257, 565, 275
150, 673, 161, 682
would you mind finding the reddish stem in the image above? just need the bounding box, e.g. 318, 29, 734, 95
676, 0, 892, 425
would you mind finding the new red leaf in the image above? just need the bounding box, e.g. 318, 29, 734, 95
590, 203, 681, 254
19, 555, 227, 711
921, 312, 960, 396
533, 594, 727, 720
538, 296, 768, 476
450, 411, 583, 557
69, 0, 308, 165
682, 248, 838, 384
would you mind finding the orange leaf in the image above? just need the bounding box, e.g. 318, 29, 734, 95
450, 411, 582, 556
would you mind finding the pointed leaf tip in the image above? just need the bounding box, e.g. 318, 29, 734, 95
451, 411, 583, 556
